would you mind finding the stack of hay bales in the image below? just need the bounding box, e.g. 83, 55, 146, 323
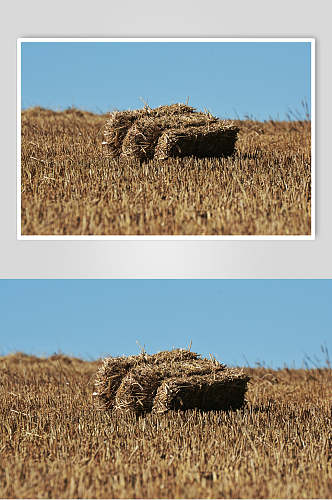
103, 104, 239, 162
94, 349, 249, 415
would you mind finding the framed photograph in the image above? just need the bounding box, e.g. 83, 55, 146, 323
1, 278, 331, 498
18, 38, 314, 240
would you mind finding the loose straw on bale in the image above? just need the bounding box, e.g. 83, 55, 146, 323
94, 349, 249, 415
103, 104, 239, 162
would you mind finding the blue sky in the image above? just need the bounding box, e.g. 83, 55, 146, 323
21, 41, 311, 121
0, 280, 330, 368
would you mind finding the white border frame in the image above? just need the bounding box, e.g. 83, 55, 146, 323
17, 37, 315, 241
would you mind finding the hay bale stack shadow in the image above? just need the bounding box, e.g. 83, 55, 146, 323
103, 104, 239, 162
94, 349, 249, 415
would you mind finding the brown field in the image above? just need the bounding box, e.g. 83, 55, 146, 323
1, 353, 330, 498
21, 108, 311, 236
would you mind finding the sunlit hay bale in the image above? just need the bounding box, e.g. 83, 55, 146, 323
102, 104, 239, 162
154, 124, 239, 160
94, 349, 201, 411
152, 370, 250, 414
114, 354, 223, 413
120, 117, 164, 161
114, 364, 162, 413
94, 349, 249, 414
94, 355, 139, 410
103, 109, 144, 158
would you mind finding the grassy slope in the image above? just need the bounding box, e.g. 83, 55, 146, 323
21, 108, 311, 236
0, 353, 330, 498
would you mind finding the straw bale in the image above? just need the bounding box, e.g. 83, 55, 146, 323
103, 110, 141, 158
94, 355, 137, 410
94, 349, 249, 415
114, 364, 162, 413
103, 104, 239, 161
152, 370, 249, 414
154, 124, 239, 160
120, 118, 164, 161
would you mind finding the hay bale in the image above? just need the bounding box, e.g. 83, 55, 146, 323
103, 104, 239, 161
152, 370, 249, 414
154, 124, 239, 160
93, 355, 138, 410
94, 349, 249, 415
103, 110, 141, 158
121, 117, 164, 161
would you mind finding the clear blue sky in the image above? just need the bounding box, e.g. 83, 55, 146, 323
1, 280, 330, 368
21, 41, 311, 121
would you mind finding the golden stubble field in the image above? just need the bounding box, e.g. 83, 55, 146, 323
20, 108, 311, 236
0, 353, 330, 498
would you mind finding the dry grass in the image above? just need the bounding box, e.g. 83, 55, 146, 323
21, 107, 311, 236
0, 352, 330, 498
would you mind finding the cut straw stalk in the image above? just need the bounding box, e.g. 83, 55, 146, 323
94, 349, 249, 415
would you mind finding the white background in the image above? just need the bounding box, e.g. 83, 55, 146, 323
1, 0, 331, 277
